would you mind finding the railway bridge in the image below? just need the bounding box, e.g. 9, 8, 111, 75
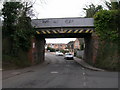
29, 18, 98, 64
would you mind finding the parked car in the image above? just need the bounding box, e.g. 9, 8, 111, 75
56, 51, 64, 56
64, 53, 74, 60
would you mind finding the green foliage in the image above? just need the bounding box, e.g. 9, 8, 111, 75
105, 1, 119, 10
2, 2, 34, 55
47, 47, 56, 52
60, 49, 69, 54
94, 6, 120, 71
2, 2, 34, 68
3, 54, 31, 69
80, 44, 84, 50
83, 4, 103, 18
94, 10, 119, 43
2, 2, 23, 37
111, 2, 120, 10
95, 42, 119, 71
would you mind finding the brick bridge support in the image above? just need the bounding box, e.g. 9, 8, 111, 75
35, 37, 46, 64
28, 36, 46, 64
84, 33, 99, 65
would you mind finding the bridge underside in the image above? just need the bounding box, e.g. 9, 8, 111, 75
35, 27, 94, 38
36, 33, 92, 38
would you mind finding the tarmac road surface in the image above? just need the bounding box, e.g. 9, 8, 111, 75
2, 52, 118, 88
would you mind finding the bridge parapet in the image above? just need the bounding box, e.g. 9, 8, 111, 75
31, 18, 94, 28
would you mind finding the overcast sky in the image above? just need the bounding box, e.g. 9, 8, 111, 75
32, 0, 110, 19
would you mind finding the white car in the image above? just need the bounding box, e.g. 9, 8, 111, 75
56, 51, 64, 56
64, 53, 74, 60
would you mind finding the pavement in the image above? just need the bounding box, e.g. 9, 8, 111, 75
74, 57, 105, 71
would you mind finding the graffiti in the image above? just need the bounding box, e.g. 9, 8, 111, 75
65, 19, 74, 24
53, 20, 58, 23
41, 19, 50, 23
41, 19, 74, 24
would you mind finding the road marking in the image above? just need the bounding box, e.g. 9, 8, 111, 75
83, 72, 85, 75
51, 71, 58, 74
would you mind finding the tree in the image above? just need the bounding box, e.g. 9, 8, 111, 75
2, 1, 34, 55
2, 2, 23, 38
15, 2, 34, 52
83, 4, 103, 18
2, 1, 35, 67
94, 1, 120, 71
105, 1, 120, 10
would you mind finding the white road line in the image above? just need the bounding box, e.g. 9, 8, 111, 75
51, 71, 58, 74
83, 72, 85, 75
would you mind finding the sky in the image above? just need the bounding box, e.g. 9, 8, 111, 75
31, 0, 110, 44
0, 0, 111, 44
32, 0, 110, 19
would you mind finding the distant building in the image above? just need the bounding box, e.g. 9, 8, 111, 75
74, 38, 85, 50
46, 43, 67, 50
67, 41, 74, 52
74, 38, 80, 50
67, 38, 85, 53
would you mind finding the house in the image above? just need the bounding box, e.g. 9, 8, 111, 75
46, 43, 67, 50
74, 38, 80, 50
67, 38, 85, 53
67, 41, 74, 52
74, 38, 85, 50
